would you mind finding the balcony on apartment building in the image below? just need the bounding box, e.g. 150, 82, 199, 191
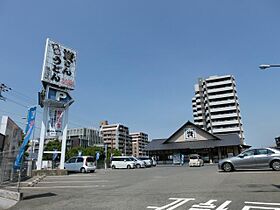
194, 117, 202, 121
206, 86, 234, 94
196, 121, 204, 127
209, 106, 237, 113
209, 112, 239, 119
212, 126, 242, 133
195, 99, 201, 104
205, 79, 233, 88
208, 92, 235, 100
208, 99, 237, 106
211, 120, 240, 126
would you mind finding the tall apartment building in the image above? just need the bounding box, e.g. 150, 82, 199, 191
67, 128, 103, 149
192, 75, 244, 142
100, 121, 132, 156
130, 132, 149, 157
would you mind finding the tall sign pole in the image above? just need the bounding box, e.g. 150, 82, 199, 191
37, 106, 47, 170
37, 38, 76, 170
60, 107, 68, 169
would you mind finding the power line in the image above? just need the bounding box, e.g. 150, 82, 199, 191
5, 97, 30, 109
0, 83, 12, 101
1, 85, 97, 129
2, 82, 36, 103
6, 90, 36, 105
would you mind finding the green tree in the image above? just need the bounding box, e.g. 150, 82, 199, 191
65, 146, 84, 160
66, 146, 105, 160
109, 149, 122, 157
43, 139, 61, 160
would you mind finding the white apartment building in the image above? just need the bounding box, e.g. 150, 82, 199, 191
130, 132, 149, 157
100, 121, 132, 156
67, 128, 103, 149
192, 75, 244, 143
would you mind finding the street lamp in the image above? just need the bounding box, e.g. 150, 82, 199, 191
259, 64, 280, 70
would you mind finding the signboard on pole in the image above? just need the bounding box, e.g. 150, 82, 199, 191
41, 38, 77, 90
37, 38, 76, 170
14, 107, 36, 169
46, 107, 64, 137
47, 86, 73, 104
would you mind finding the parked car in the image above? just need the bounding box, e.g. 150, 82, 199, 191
64, 156, 96, 173
130, 156, 146, 168
138, 156, 152, 167
189, 154, 204, 167
111, 156, 136, 169
218, 148, 280, 172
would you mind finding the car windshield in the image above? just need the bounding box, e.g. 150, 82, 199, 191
139, 157, 149, 160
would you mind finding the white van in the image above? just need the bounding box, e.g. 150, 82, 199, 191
188, 154, 204, 167
64, 156, 96, 173
111, 156, 136, 169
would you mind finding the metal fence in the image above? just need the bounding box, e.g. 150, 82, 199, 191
0, 150, 28, 187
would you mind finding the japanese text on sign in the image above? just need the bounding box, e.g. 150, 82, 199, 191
41, 39, 77, 90
46, 107, 64, 137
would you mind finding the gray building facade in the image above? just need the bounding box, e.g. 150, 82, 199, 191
130, 132, 149, 157
67, 128, 103, 149
192, 75, 244, 143
100, 121, 132, 156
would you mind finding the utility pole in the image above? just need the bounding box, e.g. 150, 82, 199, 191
0, 83, 12, 101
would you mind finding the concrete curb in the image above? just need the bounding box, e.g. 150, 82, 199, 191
0, 189, 22, 201
21, 175, 46, 187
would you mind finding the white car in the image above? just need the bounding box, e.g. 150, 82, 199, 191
111, 156, 136, 169
131, 157, 146, 168
64, 156, 96, 173
138, 157, 152, 167
189, 154, 204, 167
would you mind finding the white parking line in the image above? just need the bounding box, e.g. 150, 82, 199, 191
218, 171, 276, 174
40, 180, 110, 184
46, 175, 98, 178
245, 201, 280, 206
147, 198, 195, 210
7, 185, 112, 189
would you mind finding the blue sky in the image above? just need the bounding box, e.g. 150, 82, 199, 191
0, 1, 280, 147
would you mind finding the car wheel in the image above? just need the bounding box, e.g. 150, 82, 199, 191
136, 164, 141, 169
271, 160, 280, 171
80, 167, 86, 173
112, 165, 116, 169
127, 165, 131, 169
222, 162, 233, 172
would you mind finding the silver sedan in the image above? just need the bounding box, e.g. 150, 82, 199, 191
218, 148, 280, 172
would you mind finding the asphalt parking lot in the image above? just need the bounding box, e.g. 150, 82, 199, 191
7, 165, 280, 210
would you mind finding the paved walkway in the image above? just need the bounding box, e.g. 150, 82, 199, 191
0, 197, 17, 210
